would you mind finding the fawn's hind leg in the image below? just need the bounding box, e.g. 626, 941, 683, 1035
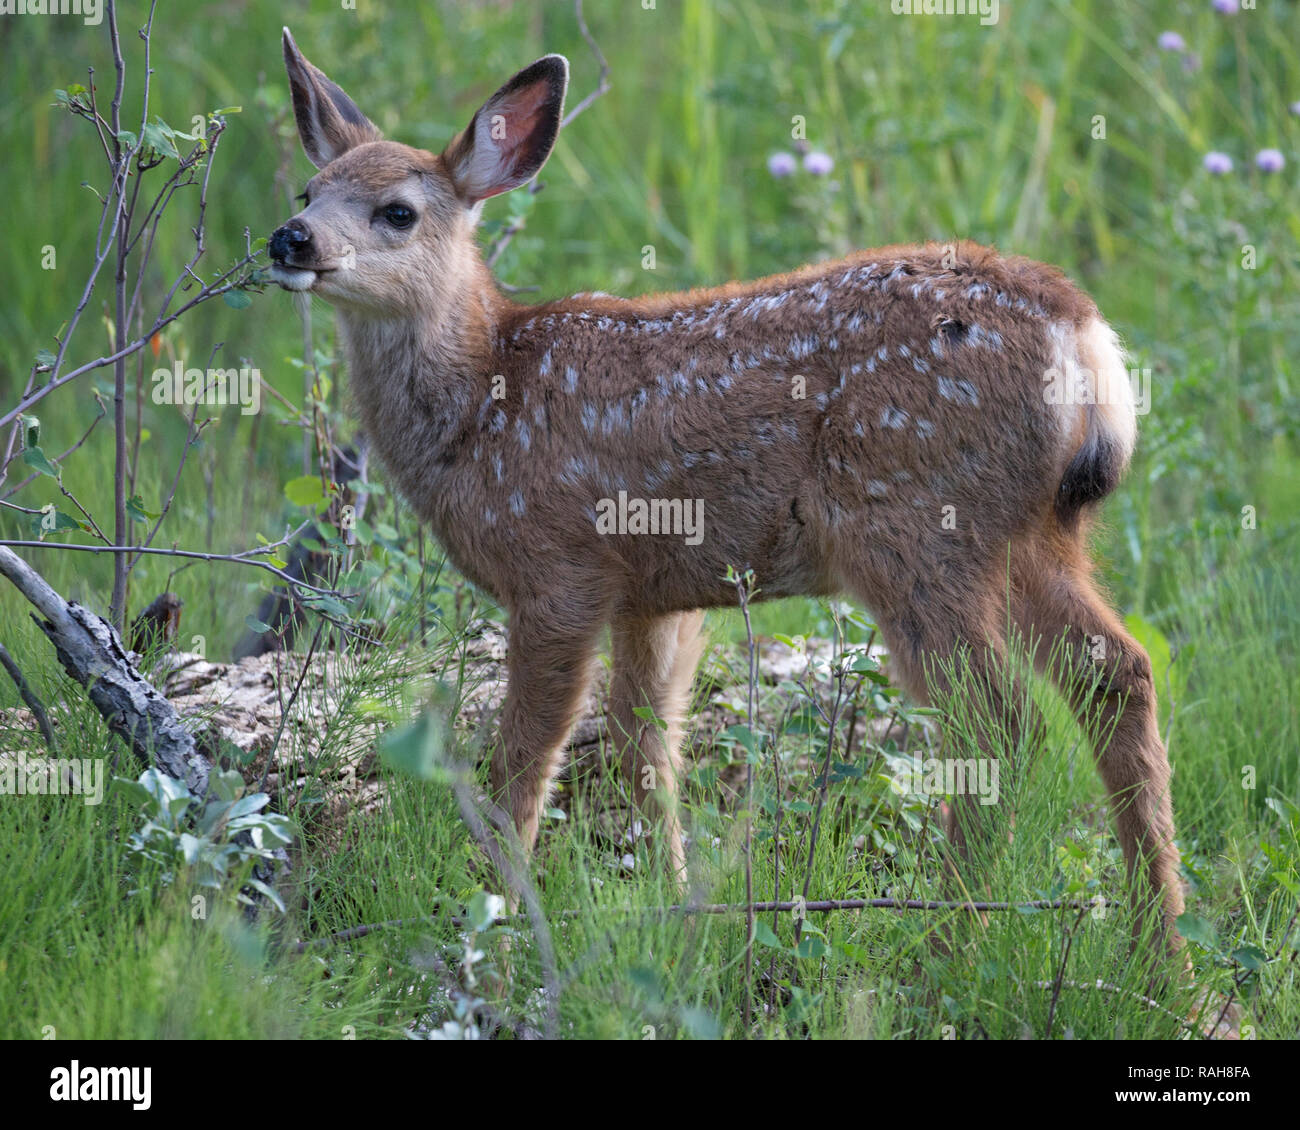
1012, 550, 1185, 959
837, 549, 1044, 931
608, 610, 706, 879
490, 603, 606, 858
874, 602, 1042, 884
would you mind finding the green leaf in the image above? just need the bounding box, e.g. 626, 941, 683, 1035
303, 594, 349, 619
794, 936, 828, 959
1175, 912, 1217, 949
753, 920, 784, 949
245, 615, 272, 635
223, 289, 253, 309
34, 349, 56, 368
1124, 613, 1173, 694
467, 890, 504, 933
116, 129, 138, 150
211, 106, 243, 116
284, 475, 326, 507
126, 494, 157, 523
140, 120, 179, 160
226, 793, 270, 820
1230, 945, 1267, 972
679, 1007, 721, 1040
723, 724, 760, 756
22, 446, 59, 478
378, 712, 444, 781
632, 705, 667, 730
243, 878, 286, 913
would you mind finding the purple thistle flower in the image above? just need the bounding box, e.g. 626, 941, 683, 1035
803, 151, 834, 176
1203, 151, 1234, 175
1157, 31, 1186, 52
1211, 0, 1237, 12
768, 151, 797, 178
1255, 148, 1285, 173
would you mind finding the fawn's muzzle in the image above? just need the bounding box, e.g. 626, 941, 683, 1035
269, 219, 313, 265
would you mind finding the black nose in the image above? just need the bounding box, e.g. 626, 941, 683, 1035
269, 219, 312, 264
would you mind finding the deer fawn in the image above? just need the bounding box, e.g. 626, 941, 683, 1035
269, 31, 1184, 962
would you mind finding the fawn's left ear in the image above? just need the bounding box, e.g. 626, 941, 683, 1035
442, 55, 569, 205
282, 27, 382, 168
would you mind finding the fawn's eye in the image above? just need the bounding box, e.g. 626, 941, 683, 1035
380, 203, 416, 229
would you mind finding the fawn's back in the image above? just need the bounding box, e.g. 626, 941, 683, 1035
377, 242, 1126, 624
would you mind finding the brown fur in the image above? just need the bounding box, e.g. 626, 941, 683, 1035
270, 33, 1184, 960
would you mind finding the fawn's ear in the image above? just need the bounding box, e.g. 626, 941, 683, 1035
282, 28, 382, 168
441, 55, 569, 204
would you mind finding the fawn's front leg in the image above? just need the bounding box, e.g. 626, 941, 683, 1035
489, 605, 605, 857
608, 610, 706, 880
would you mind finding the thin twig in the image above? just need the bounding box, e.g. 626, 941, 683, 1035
794, 611, 851, 947
293, 894, 1112, 952
1044, 904, 1091, 1039
731, 568, 759, 1032
0, 642, 56, 749
0, 540, 349, 598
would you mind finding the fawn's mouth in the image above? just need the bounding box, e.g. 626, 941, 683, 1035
270, 263, 321, 292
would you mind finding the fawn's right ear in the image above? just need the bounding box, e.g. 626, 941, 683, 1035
282, 28, 382, 168
441, 55, 569, 205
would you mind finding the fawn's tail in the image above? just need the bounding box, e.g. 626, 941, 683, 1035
1055, 317, 1136, 526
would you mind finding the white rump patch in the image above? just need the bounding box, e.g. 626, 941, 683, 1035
1045, 318, 1137, 464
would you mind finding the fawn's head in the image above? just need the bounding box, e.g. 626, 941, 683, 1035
269, 29, 568, 314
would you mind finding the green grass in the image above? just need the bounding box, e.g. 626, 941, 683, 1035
0, 0, 1297, 1038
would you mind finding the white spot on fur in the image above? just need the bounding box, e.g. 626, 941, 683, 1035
965, 323, 1003, 351
788, 335, 819, 360
509, 491, 526, 517
880, 405, 909, 429
937, 377, 979, 406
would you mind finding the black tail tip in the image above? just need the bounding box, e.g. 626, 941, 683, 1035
1056, 433, 1124, 525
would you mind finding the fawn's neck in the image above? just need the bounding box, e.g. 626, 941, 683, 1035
336, 255, 503, 521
